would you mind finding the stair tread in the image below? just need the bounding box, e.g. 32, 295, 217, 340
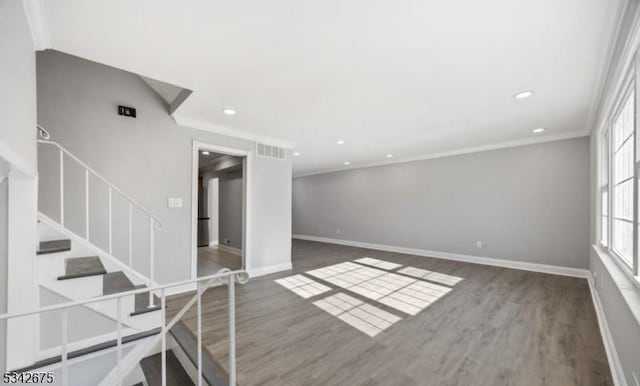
103, 271, 136, 295
58, 256, 107, 280
13, 327, 161, 373
170, 321, 229, 386
37, 239, 71, 255
140, 350, 194, 386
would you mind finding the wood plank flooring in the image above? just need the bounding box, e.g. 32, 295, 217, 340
198, 246, 242, 277
169, 239, 612, 386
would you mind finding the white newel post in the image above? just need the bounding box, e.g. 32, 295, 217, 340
6, 170, 39, 370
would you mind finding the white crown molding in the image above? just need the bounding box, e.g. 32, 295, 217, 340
294, 130, 588, 178
173, 113, 296, 149
22, 0, 51, 51
590, 0, 640, 136
292, 234, 590, 278
586, 0, 630, 136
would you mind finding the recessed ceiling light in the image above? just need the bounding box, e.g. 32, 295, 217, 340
514, 90, 534, 99
222, 108, 236, 115
533, 128, 545, 133
202, 151, 210, 155
344, 161, 350, 165
293, 152, 300, 156
337, 140, 345, 145
386, 154, 393, 158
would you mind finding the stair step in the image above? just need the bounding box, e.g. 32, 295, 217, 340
103, 271, 136, 295
170, 321, 229, 386
37, 239, 71, 255
140, 350, 194, 386
14, 327, 161, 373
57, 256, 107, 280
129, 284, 161, 316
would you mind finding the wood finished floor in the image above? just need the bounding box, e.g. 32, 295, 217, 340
169, 239, 612, 386
197, 246, 242, 277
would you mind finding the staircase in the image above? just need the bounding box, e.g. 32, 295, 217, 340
14, 128, 244, 385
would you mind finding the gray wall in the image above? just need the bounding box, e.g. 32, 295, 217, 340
37, 50, 292, 282
294, 137, 590, 269
0, 176, 7, 373
218, 170, 243, 249
587, 2, 640, 384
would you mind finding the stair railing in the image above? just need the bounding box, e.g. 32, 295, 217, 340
0, 269, 249, 386
37, 126, 164, 307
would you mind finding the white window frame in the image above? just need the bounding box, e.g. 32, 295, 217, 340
601, 73, 639, 279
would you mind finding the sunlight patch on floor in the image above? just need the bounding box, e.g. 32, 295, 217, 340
313, 293, 401, 337
276, 258, 464, 336
274, 274, 331, 298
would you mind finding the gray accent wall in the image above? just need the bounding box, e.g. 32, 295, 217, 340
0, 177, 7, 373
294, 137, 590, 269
37, 50, 292, 282
218, 170, 244, 250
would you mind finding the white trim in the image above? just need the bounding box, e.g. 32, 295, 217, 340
586, 0, 631, 136
22, 0, 51, 51
209, 240, 219, 247
218, 244, 242, 256
293, 131, 588, 178
175, 114, 295, 149
292, 234, 590, 278
247, 263, 292, 278
592, 0, 640, 136
191, 141, 251, 279
587, 273, 627, 386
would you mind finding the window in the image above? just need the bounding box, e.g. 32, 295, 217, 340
603, 84, 637, 275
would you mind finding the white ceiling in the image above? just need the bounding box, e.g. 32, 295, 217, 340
38, 0, 623, 176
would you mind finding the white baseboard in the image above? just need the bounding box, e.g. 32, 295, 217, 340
588, 274, 627, 386
248, 263, 292, 278
292, 234, 590, 278
209, 240, 219, 247
218, 244, 242, 256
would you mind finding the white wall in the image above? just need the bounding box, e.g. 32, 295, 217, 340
37, 50, 292, 283
0, 0, 39, 370
294, 137, 590, 269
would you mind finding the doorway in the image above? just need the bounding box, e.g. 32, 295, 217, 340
192, 142, 248, 278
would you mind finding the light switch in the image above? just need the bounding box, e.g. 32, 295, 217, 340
168, 198, 183, 208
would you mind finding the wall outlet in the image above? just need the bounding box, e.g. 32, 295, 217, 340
336, 228, 341, 235
476, 241, 485, 248
167, 198, 183, 208
224, 239, 231, 244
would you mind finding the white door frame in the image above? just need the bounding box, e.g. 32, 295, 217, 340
191, 140, 252, 279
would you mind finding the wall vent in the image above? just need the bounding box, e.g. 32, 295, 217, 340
256, 143, 287, 160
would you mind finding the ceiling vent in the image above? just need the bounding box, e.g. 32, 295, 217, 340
256, 143, 287, 160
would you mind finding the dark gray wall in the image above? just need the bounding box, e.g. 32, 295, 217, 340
218, 170, 243, 249
294, 137, 590, 268
37, 50, 292, 282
